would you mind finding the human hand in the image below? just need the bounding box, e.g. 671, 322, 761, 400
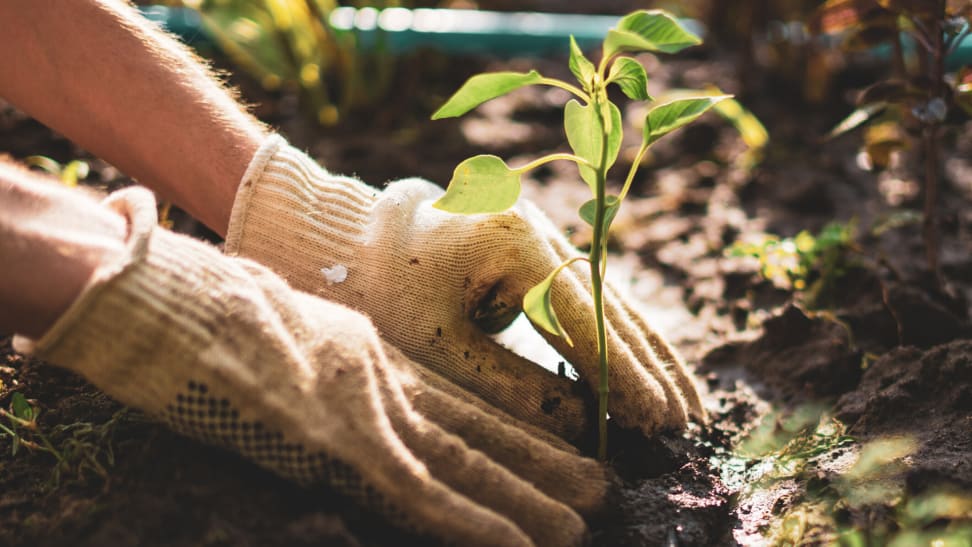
227, 136, 704, 440
14, 187, 609, 546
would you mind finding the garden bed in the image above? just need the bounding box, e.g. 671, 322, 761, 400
2, 2, 972, 545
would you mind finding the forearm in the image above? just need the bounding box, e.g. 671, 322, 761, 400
0, 161, 127, 338
0, 0, 267, 234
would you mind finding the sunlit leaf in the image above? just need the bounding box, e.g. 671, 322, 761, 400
578, 196, 621, 234
564, 99, 623, 190
863, 120, 908, 169
954, 66, 972, 116
432, 71, 544, 119
713, 97, 768, 150
607, 58, 651, 101
568, 36, 595, 93
433, 155, 521, 214
603, 10, 701, 58
60, 160, 89, 188
524, 264, 576, 346
24, 156, 62, 177
827, 102, 887, 138
643, 95, 730, 146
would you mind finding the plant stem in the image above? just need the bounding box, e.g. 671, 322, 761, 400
514, 153, 592, 174
538, 77, 591, 102
618, 143, 649, 202
923, 2, 946, 281
591, 92, 611, 461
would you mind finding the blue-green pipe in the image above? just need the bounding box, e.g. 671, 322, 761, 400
140, 5, 970, 67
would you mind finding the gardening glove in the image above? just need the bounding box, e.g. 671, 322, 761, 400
13, 187, 611, 546
225, 135, 705, 441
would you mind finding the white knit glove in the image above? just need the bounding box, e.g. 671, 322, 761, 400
225, 135, 704, 440
14, 187, 609, 546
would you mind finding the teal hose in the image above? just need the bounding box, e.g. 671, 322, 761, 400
139, 6, 970, 67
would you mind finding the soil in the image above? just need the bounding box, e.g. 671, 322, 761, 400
2, 2, 972, 546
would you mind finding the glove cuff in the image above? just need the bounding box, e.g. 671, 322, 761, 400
225, 134, 377, 287
13, 187, 256, 417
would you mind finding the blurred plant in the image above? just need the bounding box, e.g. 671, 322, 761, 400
182, 0, 401, 125
765, 433, 972, 546
811, 0, 972, 278
25, 155, 89, 187
728, 220, 858, 307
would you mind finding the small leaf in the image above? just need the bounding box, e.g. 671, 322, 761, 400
607, 58, 651, 101
603, 10, 701, 58
568, 36, 595, 93
432, 71, 544, 119
524, 267, 573, 346
564, 99, 623, 190
827, 102, 886, 139
578, 196, 621, 234
11, 393, 33, 422
433, 155, 521, 214
643, 95, 730, 146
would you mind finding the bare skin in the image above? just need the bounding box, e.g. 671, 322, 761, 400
0, 0, 265, 336
0, 161, 127, 338
0, 0, 266, 235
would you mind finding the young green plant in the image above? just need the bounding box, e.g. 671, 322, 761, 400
431, 10, 729, 459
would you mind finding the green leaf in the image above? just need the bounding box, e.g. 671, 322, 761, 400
433, 155, 521, 214
607, 58, 651, 101
60, 160, 89, 188
643, 95, 730, 146
11, 393, 33, 422
524, 266, 573, 346
603, 10, 701, 58
564, 99, 623, 190
569, 36, 596, 93
432, 71, 544, 119
578, 196, 621, 234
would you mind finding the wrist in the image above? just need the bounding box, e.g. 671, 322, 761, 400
0, 166, 127, 338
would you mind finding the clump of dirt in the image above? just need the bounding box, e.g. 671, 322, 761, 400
837, 341, 972, 491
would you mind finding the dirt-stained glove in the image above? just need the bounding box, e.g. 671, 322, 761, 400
225, 135, 704, 440
13, 187, 610, 547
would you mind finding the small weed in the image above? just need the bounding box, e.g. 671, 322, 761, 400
728, 220, 858, 308
0, 392, 125, 488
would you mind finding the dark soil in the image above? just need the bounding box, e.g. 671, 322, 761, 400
3, 2, 972, 546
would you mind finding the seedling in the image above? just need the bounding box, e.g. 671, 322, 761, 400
432, 10, 729, 459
